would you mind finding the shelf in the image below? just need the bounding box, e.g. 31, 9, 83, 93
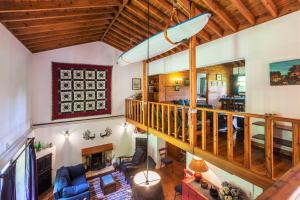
252, 134, 292, 148
252, 121, 292, 131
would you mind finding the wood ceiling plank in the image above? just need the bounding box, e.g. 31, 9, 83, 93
109, 28, 139, 44
120, 11, 158, 35
230, 0, 255, 25
4, 13, 114, 29
111, 25, 143, 41
197, 0, 238, 32
101, 0, 129, 41
261, 0, 278, 17
17, 26, 106, 40
31, 38, 100, 53
104, 36, 128, 50
23, 31, 105, 46
116, 17, 149, 38
0, 7, 116, 22
103, 38, 127, 51
12, 19, 109, 35
0, 0, 120, 12
113, 21, 145, 40
28, 35, 101, 50
106, 32, 133, 47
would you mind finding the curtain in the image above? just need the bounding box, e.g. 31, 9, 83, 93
25, 140, 38, 200
200, 77, 206, 97
1, 163, 16, 200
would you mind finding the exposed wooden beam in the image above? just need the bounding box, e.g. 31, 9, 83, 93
231, 0, 255, 25
101, 0, 128, 41
116, 17, 149, 38
4, 13, 114, 29
109, 28, 139, 44
103, 37, 128, 51
106, 32, 133, 47
111, 25, 143, 41
198, 0, 238, 32
28, 35, 101, 50
261, 0, 278, 17
0, 0, 120, 12
12, 19, 109, 35
0, 7, 116, 22
17, 26, 107, 40
105, 35, 129, 50
23, 31, 105, 46
31, 38, 100, 53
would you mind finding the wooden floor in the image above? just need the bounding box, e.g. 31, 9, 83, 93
39, 157, 185, 200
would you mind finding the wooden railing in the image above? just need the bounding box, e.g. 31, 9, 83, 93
125, 99, 300, 188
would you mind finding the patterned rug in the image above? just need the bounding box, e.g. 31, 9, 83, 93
89, 171, 132, 200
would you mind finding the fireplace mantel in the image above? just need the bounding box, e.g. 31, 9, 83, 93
81, 143, 113, 156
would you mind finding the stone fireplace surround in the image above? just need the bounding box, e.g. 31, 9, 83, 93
81, 143, 113, 171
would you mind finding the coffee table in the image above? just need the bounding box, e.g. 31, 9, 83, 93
100, 174, 116, 195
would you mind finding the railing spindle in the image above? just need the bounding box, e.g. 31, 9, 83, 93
168, 105, 171, 136
213, 112, 219, 156
174, 106, 178, 139
162, 105, 165, 133
292, 122, 300, 166
265, 117, 274, 179
202, 110, 207, 150
227, 114, 234, 161
151, 103, 154, 128
182, 106, 186, 143
244, 116, 251, 169
147, 103, 151, 127
156, 104, 160, 131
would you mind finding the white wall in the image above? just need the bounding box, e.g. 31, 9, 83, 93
186, 152, 263, 200
30, 41, 142, 124
32, 117, 136, 178
0, 24, 31, 154
149, 11, 300, 118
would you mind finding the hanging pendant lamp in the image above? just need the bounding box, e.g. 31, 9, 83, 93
131, 1, 164, 200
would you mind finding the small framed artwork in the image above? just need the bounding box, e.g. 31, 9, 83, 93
132, 78, 141, 90
216, 74, 222, 81
175, 85, 180, 91
270, 59, 300, 86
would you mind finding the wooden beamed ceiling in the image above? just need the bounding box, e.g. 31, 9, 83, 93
0, 0, 299, 59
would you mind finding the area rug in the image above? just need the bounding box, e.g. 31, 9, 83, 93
89, 171, 132, 200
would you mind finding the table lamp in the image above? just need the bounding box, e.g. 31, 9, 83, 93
189, 157, 208, 182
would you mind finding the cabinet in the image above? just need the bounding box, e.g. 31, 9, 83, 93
37, 153, 52, 195
182, 177, 219, 200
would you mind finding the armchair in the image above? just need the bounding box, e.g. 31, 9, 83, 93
119, 147, 145, 175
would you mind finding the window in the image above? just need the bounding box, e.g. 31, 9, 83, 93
237, 76, 246, 94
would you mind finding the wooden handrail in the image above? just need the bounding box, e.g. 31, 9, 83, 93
125, 98, 300, 187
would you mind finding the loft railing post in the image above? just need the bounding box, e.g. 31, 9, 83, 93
182, 106, 186, 143
151, 103, 154, 128
213, 111, 219, 156
147, 102, 151, 127
189, 1, 197, 148
227, 114, 234, 161
244, 116, 251, 169
156, 104, 160, 131
202, 110, 207, 150
130, 100, 133, 120
142, 61, 148, 126
265, 117, 274, 179
292, 122, 300, 166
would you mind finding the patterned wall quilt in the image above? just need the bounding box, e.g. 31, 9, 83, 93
52, 62, 112, 120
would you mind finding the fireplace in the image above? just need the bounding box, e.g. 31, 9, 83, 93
82, 143, 113, 171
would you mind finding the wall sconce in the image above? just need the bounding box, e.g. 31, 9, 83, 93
123, 122, 128, 129
175, 77, 182, 85
64, 130, 70, 139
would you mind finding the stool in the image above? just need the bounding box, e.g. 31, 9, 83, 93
100, 174, 116, 195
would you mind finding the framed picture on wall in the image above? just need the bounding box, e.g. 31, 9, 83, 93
132, 78, 141, 90
216, 74, 222, 81
270, 59, 300, 86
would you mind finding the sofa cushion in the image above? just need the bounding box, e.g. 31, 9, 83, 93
68, 164, 85, 179
71, 175, 87, 186
62, 183, 90, 198
53, 176, 69, 198
60, 167, 71, 184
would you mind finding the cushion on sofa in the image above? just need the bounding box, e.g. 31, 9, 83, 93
53, 176, 69, 198
62, 183, 90, 198
60, 167, 71, 184
71, 175, 87, 186
68, 164, 85, 179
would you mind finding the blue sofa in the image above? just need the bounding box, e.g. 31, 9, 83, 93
53, 164, 90, 200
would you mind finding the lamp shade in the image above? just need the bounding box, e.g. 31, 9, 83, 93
132, 170, 164, 200
189, 158, 208, 173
